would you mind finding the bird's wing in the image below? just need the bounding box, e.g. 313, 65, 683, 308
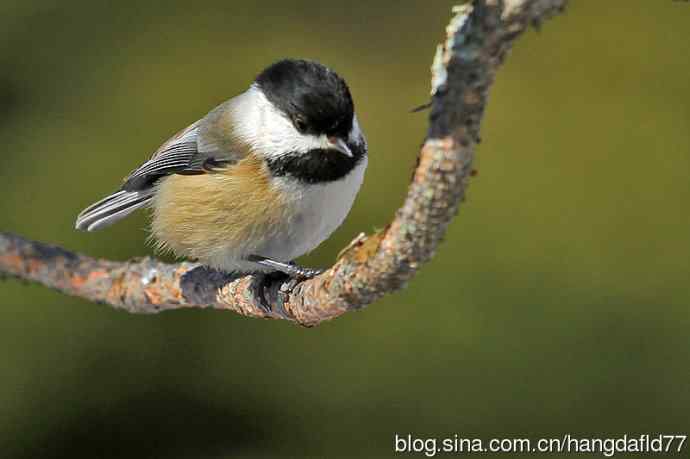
76, 98, 249, 231
122, 99, 248, 192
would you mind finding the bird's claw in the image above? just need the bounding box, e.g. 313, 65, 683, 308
254, 268, 320, 317
254, 271, 285, 315
290, 266, 324, 279
248, 254, 323, 279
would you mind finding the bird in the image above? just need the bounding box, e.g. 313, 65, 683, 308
75, 58, 367, 279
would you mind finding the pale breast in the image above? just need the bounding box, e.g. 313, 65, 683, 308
150, 155, 366, 273
260, 155, 367, 262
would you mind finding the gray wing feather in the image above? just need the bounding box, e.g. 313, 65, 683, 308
75, 122, 204, 231
122, 123, 204, 191
121, 107, 245, 191
75, 97, 248, 232
75, 189, 154, 231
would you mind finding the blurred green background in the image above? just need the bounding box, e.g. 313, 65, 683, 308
1, 1, 688, 458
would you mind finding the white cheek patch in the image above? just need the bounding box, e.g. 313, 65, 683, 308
236, 86, 327, 159
235, 85, 366, 160
262, 122, 326, 158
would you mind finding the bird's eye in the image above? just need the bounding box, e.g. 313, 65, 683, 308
293, 116, 308, 133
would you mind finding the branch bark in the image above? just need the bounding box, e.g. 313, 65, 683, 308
0, 0, 567, 326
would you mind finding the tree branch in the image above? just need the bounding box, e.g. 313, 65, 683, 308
0, 0, 567, 326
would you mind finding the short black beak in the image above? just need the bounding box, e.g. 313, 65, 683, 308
327, 136, 353, 157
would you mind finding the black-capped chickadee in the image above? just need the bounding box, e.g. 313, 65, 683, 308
75, 59, 367, 278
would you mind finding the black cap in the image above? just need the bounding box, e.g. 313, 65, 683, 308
256, 59, 354, 139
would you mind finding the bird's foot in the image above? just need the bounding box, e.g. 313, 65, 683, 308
247, 255, 324, 279
248, 255, 323, 317
254, 271, 288, 316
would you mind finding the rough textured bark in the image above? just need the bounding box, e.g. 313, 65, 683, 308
0, 0, 567, 326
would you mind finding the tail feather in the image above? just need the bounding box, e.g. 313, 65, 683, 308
75, 189, 154, 232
